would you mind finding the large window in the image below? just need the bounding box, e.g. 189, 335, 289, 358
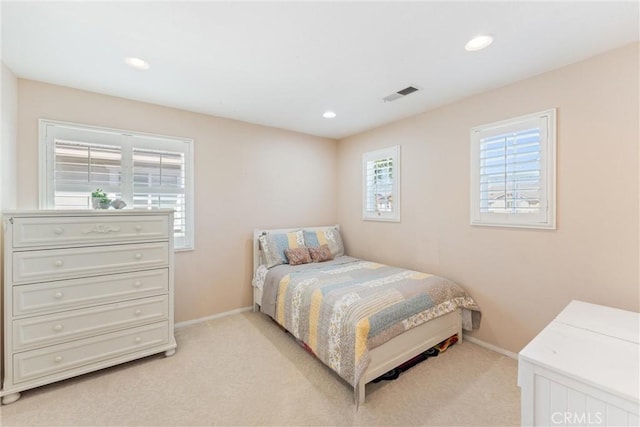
39, 119, 194, 250
362, 145, 400, 222
470, 109, 556, 229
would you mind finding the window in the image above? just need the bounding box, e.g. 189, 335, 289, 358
362, 145, 400, 222
39, 119, 194, 250
470, 109, 556, 229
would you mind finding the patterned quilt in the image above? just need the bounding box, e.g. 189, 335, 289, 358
260, 256, 481, 388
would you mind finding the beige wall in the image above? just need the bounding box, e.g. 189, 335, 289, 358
1, 62, 17, 210
16, 80, 338, 322
337, 43, 639, 353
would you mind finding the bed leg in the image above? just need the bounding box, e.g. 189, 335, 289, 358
253, 302, 260, 313
458, 309, 463, 343
357, 380, 366, 405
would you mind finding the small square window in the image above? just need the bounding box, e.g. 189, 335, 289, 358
470, 109, 556, 229
362, 145, 400, 222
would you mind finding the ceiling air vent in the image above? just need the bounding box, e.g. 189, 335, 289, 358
383, 85, 420, 102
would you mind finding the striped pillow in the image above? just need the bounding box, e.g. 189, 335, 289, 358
303, 227, 344, 258
259, 230, 305, 268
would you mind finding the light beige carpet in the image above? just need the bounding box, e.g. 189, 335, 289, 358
0, 311, 520, 426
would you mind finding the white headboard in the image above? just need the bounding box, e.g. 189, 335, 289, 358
252, 224, 341, 281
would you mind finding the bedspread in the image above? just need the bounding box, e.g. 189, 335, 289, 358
260, 256, 480, 388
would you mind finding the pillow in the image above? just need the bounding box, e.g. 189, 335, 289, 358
308, 244, 334, 263
303, 227, 344, 258
284, 247, 312, 266
258, 230, 305, 268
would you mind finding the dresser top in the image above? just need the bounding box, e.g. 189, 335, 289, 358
3, 209, 174, 218
555, 300, 639, 344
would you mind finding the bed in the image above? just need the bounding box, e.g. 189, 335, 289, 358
252, 225, 480, 405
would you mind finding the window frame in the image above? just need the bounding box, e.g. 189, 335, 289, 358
39, 119, 195, 251
362, 145, 401, 222
470, 109, 557, 230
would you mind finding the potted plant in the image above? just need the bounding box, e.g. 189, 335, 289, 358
91, 188, 111, 209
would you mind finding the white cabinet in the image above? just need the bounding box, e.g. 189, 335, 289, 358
1, 210, 177, 404
518, 301, 639, 426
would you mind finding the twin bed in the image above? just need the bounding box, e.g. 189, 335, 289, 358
252, 225, 480, 404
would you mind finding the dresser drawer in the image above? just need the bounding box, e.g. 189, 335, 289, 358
13, 295, 169, 351
13, 242, 169, 283
13, 269, 169, 317
13, 322, 169, 384
12, 215, 170, 248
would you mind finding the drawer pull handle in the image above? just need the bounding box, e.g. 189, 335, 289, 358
54, 260, 63, 267
135, 253, 143, 260
135, 337, 142, 344
134, 309, 142, 316
53, 324, 64, 332
53, 227, 64, 235
54, 292, 64, 299
54, 356, 63, 363
135, 225, 143, 231
133, 281, 142, 288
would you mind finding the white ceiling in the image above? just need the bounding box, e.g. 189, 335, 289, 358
2, 1, 638, 139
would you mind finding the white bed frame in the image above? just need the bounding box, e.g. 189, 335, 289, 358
252, 225, 462, 405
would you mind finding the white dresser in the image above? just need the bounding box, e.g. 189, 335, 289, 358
518, 300, 639, 426
1, 210, 177, 404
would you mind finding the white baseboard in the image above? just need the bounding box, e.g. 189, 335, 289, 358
174, 306, 253, 329
175, 309, 519, 361
463, 334, 518, 360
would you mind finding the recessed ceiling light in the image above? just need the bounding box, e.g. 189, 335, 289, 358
124, 57, 150, 70
465, 35, 494, 52
322, 111, 337, 119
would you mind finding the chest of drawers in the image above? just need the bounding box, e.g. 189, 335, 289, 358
518, 301, 639, 426
1, 210, 177, 404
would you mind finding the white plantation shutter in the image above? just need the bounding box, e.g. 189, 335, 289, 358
479, 128, 542, 214
471, 109, 556, 229
365, 157, 393, 212
40, 120, 194, 250
362, 146, 400, 222
54, 140, 123, 209
132, 148, 188, 247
